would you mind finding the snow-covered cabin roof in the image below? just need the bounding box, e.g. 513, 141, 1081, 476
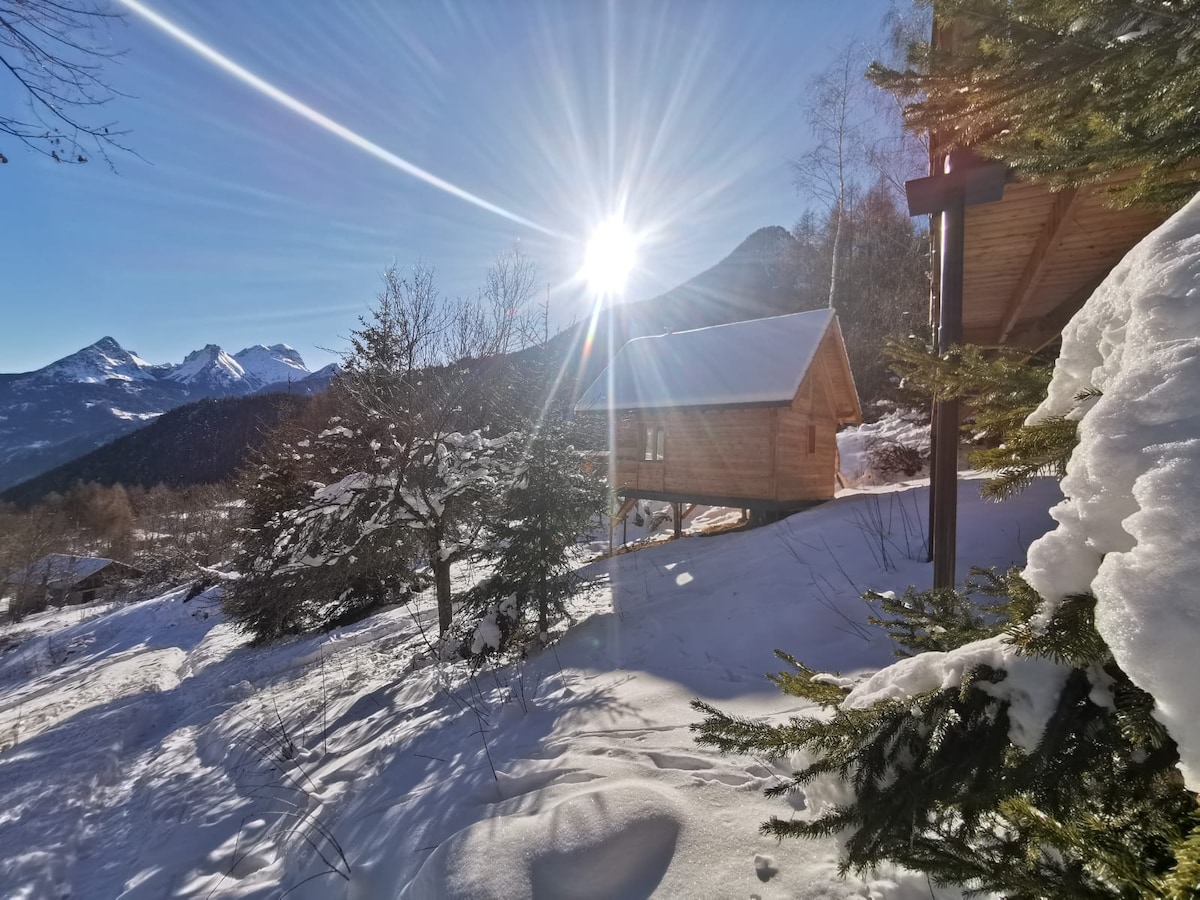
3, 554, 140, 589
574, 308, 855, 413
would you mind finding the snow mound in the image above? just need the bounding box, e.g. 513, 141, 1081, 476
842, 635, 1068, 753
1022, 192, 1200, 789
397, 784, 682, 900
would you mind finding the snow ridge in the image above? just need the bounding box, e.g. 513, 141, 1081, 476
166, 344, 247, 388
21, 336, 157, 385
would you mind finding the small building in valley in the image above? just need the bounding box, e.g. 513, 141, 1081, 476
574, 308, 861, 520
4, 554, 144, 614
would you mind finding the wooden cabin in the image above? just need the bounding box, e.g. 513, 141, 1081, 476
574, 309, 862, 514
4, 554, 144, 615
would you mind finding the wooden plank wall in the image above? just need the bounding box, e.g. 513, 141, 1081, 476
611, 368, 840, 503
776, 373, 837, 500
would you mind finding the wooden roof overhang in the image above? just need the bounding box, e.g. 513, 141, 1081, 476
953, 171, 1171, 351
924, 18, 1174, 352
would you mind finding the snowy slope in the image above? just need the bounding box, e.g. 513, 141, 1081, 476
0, 477, 1057, 899
1022, 192, 1200, 789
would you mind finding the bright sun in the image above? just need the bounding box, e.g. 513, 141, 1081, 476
582, 219, 637, 297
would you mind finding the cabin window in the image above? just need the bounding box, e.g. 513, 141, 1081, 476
807, 424, 817, 455
643, 425, 665, 461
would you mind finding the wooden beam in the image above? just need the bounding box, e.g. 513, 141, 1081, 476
768, 408, 779, 500
615, 487, 828, 511
1006, 279, 1102, 354
610, 495, 639, 542
996, 188, 1081, 343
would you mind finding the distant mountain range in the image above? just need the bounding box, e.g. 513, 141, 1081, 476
0, 338, 334, 491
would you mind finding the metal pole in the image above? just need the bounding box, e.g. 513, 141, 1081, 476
932, 185, 965, 589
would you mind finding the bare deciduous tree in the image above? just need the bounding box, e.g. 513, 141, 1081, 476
792, 43, 873, 309
227, 249, 543, 642
0, 0, 129, 164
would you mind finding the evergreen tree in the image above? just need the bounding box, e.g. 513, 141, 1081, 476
486, 415, 607, 638
692, 570, 1196, 896
885, 337, 1088, 499
869, 0, 1200, 208
864, 567, 1027, 656
224, 391, 416, 642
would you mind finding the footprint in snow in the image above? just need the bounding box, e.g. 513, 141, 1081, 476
754, 853, 779, 882
693, 770, 754, 787
645, 751, 713, 771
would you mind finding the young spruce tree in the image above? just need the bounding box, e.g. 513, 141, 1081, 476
869, 0, 1200, 209
692, 571, 1196, 896
488, 415, 606, 638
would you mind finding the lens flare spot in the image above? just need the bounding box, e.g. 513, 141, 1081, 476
582, 219, 637, 297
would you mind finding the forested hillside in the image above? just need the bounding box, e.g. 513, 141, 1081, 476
2, 394, 310, 505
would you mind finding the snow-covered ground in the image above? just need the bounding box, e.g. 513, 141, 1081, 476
0, 477, 1059, 899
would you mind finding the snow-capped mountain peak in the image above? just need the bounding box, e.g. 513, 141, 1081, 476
25, 336, 156, 385
166, 344, 247, 391
233, 343, 310, 388
0, 336, 316, 491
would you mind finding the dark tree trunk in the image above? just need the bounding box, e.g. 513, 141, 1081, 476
537, 581, 549, 635
433, 555, 453, 636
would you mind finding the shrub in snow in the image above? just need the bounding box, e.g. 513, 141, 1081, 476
836, 408, 930, 486
864, 437, 926, 480
456, 590, 523, 661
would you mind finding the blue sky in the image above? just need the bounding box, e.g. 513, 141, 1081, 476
2, 0, 899, 374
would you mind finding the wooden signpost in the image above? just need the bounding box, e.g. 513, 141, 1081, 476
906, 150, 1006, 589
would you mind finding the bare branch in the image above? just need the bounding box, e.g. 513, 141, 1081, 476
0, 0, 131, 165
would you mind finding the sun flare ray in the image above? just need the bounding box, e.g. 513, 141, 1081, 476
117, 0, 558, 237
